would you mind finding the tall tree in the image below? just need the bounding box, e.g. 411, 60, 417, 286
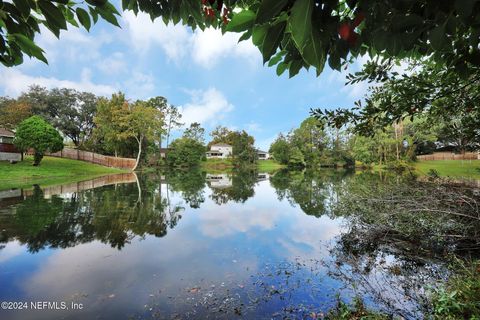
183, 122, 205, 144
18, 86, 99, 147
163, 105, 183, 148
209, 125, 232, 146
315, 60, 480, 139
269, 134, 290, 165
145, 96, 168, 148
116, 100, 163, 170
93, 93, 128, 157
94, 93, 162, 169
0, 100, 32, 130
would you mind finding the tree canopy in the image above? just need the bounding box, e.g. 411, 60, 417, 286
14, 115, 64, 165
3, 0, 479, 78
93, 92, 163, 170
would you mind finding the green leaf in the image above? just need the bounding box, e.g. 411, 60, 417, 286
96, 5, 120, 27
268, 51, 284, 67
238, 30, 252, 42
11, 33, 48, 64
328, 52, 341, 70
256, 0, 288, 24
89, 7, 99, 24
12, 0, 31, 18
226, 10, 256, 33
65, 8, 79, 27
302, 28, 325, 71
85, 0, 108, 6
430, 24, 447, 50
262, 22, 286, 63
38, 0, 67, 30
252, 25, 268, 47
276, 61, 288, 76
289, 60, 303, 78
289, 0, 314, 53
76, 8, 91, 31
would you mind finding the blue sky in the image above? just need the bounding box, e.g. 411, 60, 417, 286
0, 10, 369, 150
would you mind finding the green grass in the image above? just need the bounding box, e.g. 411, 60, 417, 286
0, 156, 127, 191
257, 159, 285, 172
414, 160, 480, 180
201, 158, 235, 170
201, 158, 285, 173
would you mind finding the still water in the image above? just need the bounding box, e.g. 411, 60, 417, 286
0, 170, 446, 319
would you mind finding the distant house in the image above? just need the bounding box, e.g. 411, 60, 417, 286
206, 173, 232, 188
0, 128, 21, 162
206, 143, 232, 159
256, 149, 269, 160
159, 148, 170, 158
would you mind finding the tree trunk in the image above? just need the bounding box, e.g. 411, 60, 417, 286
132, 135, 143, 171
33, 151, 43, 166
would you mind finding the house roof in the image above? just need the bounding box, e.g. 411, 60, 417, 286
0, 128, 14, 137
256, 150, 268, 154
211, 143, 231, 147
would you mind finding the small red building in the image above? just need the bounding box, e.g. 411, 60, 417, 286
0, 128, 21, 162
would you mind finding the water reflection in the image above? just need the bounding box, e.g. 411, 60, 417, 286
0, 169, 458, 319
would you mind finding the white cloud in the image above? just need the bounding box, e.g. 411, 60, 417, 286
97, 52, 127, 75
122, 12, 259, 68
191, 27, 259, 68
123, 71, 156, 99
180, 88, 234, 126
0, 241, 24, 263
33, 26, 113, 66
122, 11, 192, 62
0, 68, 116, 97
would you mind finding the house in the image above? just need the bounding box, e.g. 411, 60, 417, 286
0, 128, 21, 162
206, 173, 232, 188
159, 148, 170, 158
257, 172, 270, 181
256, 149, 269, 160
206, 143, 232, 159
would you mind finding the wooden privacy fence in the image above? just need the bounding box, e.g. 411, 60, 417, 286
417, 152, 479, 161
44, 148, 136, 170
23, 173, 138, 197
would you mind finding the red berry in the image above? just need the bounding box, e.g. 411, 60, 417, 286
338, 23, 351, 40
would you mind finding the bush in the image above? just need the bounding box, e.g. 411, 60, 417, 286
167, 138, 205, 167
14, 116, 63, 166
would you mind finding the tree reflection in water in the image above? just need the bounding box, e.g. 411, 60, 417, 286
0, 177, 184, 252
0, 168, 474, 318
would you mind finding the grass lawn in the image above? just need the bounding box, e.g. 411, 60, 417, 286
257, 159, 285, 172
201, 158, 234, 171
201, 158, 285, 173
414, 160, 480, 180
0, 156, 127, 191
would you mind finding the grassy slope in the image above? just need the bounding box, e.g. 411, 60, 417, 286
414, 160, 480, 180
0, 156, 126, 190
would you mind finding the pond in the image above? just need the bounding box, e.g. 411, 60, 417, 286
0, 169, 462, 319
